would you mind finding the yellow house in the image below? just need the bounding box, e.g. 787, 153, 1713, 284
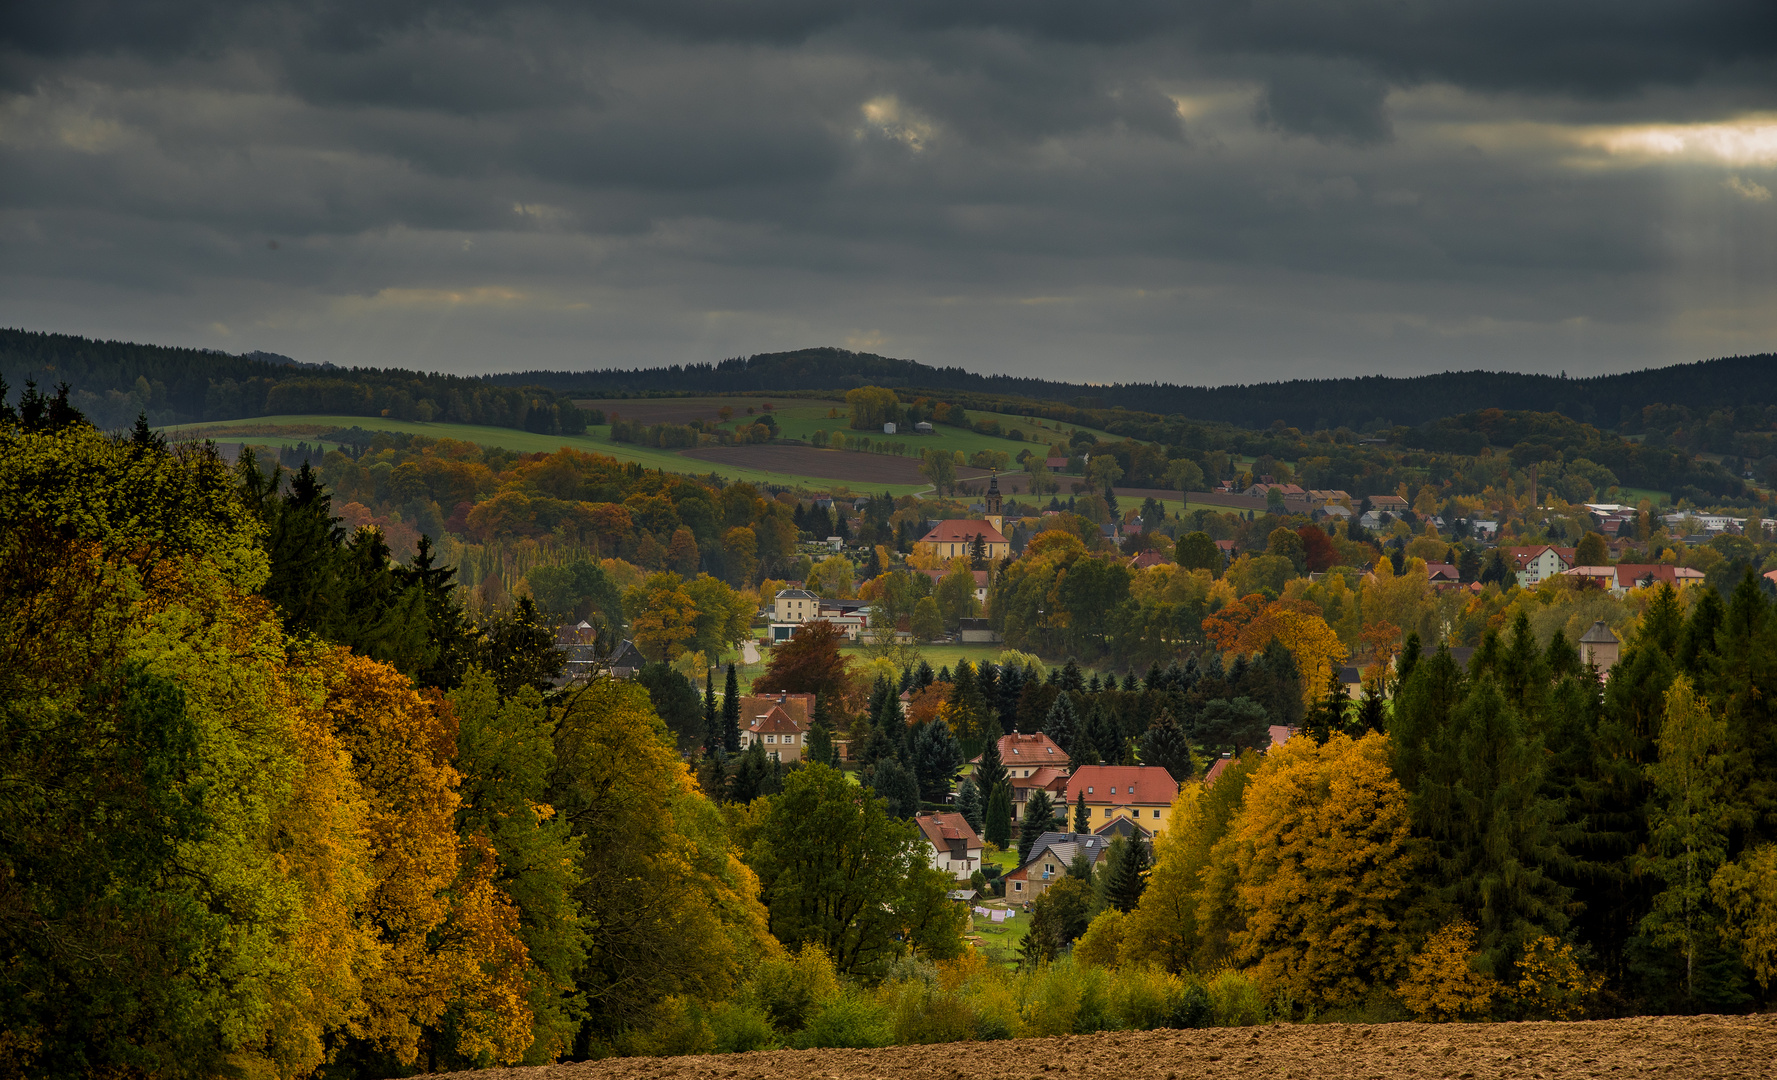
1064, 765, 1180, 835
917, 520, 1009, 563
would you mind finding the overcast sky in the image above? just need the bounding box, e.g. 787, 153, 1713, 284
3, 2, 1776, 384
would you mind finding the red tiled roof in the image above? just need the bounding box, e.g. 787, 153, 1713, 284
1010, 766, 1070, 791
914, 812, 981, 852
746, 705, 802, 734
1203, 758, 1232, 786
741, 693, 813, 726
1066, 765, 1179, 805
973, 732, 1068, 767
1129, 550, 1169, 569
1424, 562, 1460, 581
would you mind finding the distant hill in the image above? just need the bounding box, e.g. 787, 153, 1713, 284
6, 327, 1775, 436
492, 347, 1777, 432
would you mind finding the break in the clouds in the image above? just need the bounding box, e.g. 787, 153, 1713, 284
2, 1, 1775, 383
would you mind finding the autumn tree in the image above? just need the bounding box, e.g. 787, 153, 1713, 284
549, 677, 775, 1045
755, 620, 853, 704
1219, 733, 1416, 1010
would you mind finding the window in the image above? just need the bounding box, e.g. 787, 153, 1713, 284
1104, 808, 1112, 817
1014, 882, 1023, 892
1153, 810, 1161, 819
1087, 786, 1094, 794
1044, 863, 1054, 874
1110, 787, 1118, 794
765, 735, 776, 743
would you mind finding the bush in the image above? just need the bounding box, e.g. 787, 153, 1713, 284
749, 945, 841, 1033
1170, 980, 1212, 1029
1107, 966, 1183, 1030
1208, 969, 1266, 1027
1074, 909, 1126, 969
709, 1002, 779, 1053
798, 991, 894, 1048
624, 995, 714, 1057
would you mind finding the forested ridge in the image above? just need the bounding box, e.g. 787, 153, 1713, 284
12, 327, 1777, 448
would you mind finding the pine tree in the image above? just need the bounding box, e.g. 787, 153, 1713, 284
986, 783, 1013, 851
912, 721, 963, 804
722, 663, 742, 753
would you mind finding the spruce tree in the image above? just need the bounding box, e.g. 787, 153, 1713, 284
1046, 694, 1079, 761
702, 668, 720, 756
1073, 791, 1090, 832
1139, 711, 1194, 782
975, 735, 1009, 797
722, 663, 742, 753
1020, 790, 1060, 865
1105, 837, 1152, 912
1304, 661, 1346, 745
957, 779, 984, 834
986, 783, 1013, 851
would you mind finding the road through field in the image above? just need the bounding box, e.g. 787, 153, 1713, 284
429, 1015, 1777, 1080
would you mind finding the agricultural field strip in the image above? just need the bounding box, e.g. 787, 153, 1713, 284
157, 415, 937, 496
427, 1014, 1777, 1080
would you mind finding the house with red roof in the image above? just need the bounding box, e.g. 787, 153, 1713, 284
914, 812, 983, 882
738, 704, 806, 762
1065, 765, 1180, 835
1509, 545, 1576, 588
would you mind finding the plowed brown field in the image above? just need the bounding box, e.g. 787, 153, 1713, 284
435, 1015, 1777, 1080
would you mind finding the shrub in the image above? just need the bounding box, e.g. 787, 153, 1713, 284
798, 991, 894, 1049
1169, 979, 1212, 1029
1208, 969, 1266, 1027
709, 1002, 779, 1053
1107, 966, 1183, 1030
749, 945, 842, 1033
624, 995, 714, 1057
1074, 909, 1126, 969
1396, 922, 1499, 1022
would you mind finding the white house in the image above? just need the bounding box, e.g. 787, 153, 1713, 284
914, 812, 983, 881
1509, 545, 1574, 588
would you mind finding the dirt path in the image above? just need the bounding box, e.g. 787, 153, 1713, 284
434, 1015, 1777, 1080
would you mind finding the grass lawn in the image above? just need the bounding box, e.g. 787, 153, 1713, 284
967, 904, 1031, 968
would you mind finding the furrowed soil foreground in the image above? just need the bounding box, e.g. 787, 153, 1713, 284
430, 1016, 1777, 1080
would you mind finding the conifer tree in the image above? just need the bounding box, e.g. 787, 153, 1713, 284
1074, 791, 1090, 832
986, 783, 1014, 851
957, 778, 984, 834
722, 663, 742, 753
974, 734, 1009, 797
1046, 693, 1079, 761
702, 668, 719, 756
1139, 710, 1194, 782
1020, 790, 1060, 865
1105, 836, 1152, 913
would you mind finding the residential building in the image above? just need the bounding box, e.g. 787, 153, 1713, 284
914, 812, 983, 881
739, 705, 805, 762
1003, 832, 1110, 902
974, 732, 1069, 778
1064, 765, 1180, 834
773, 588, 820, 623
1369, 495, 1409, 513
1509, 545, 1575, 588
918, 566, 990, 603
1008, 767, 1070, 822
1424, 562, 1462, 589
917, 520, 1010, 563
1613, 564, 1707, 591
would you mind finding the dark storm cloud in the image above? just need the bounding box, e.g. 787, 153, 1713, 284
1, 1, 1774, 381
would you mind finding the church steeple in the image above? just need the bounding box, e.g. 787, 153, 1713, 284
984, 472, 1003, 533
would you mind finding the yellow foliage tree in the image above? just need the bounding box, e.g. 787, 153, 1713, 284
1713, 843, 1777, 991
1218, 732, 1416, 1010
1396, 922, 1500, 1021
1512, 936, 1605, 1019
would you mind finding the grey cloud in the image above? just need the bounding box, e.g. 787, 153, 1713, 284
0, 1, 1774, 383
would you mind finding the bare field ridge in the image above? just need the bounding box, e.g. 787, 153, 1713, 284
430, 1015, 1777, 1080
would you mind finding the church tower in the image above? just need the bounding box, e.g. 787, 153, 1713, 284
984, 472, 1003, 534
